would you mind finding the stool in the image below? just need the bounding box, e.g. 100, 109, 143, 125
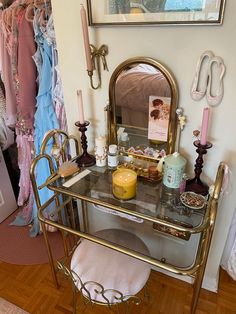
70, 229, 151, 312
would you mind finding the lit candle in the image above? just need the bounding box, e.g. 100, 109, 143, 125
77, 90, 85, 124
80, 4, 93, 72
200, 107, 210, 145
112, 169, 137, 200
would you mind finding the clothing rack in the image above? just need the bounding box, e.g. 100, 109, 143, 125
0, 0, 67, 237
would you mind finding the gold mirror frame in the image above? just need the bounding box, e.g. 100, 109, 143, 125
108, 56, 178, 161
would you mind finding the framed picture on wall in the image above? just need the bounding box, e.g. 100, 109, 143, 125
87, 0, 226, 26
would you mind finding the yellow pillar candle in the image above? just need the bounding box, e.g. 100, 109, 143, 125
112, 169, 137, 200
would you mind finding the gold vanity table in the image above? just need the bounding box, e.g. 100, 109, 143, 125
31, 56, 225, 313
32, 156, 225, 314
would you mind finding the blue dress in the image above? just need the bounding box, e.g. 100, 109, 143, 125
30, 23, 59, 237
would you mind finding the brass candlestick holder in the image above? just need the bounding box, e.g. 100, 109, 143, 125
75, 121, 96, 167
185, 140, 212, 196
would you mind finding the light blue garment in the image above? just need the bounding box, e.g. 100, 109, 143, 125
31, 31, 59, 237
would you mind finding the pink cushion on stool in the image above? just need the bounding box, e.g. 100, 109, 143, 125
70, 229, 151, 304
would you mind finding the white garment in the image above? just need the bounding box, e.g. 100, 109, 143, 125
221, 208, 236, 280
0, 83, 14, 150
0, 117, 14, 150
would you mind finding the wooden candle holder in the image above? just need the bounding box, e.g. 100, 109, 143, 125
75, 121, 96, 167
185, 140, 212, 196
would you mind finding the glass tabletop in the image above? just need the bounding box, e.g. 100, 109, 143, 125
50, 165, 207, 231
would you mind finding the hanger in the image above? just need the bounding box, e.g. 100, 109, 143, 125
11, 1, 29, 22
1, 0, 28, 32
25, 0, 47, 22
34, 0, 50, 9
39, 0, 51, 28
3, 3, 14, 30
25, 0, 35, 22
1, 0, 14, 10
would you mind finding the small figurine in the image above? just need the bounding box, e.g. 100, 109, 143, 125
157, 156, 165, 173
176, 108, 186, 130
159, 149, 166, 158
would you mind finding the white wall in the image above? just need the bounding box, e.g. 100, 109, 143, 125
52, 0, 236, 291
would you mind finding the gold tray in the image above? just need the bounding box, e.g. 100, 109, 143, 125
153, 215, 192, 241
117, 163, 163, 183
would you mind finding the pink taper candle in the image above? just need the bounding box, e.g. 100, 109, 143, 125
200, 107, 209, 145
77, 90, 85, 124
80, 4, 93, 72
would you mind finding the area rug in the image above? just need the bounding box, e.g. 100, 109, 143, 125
0, 297, 30, 313
0, 210, 64, 265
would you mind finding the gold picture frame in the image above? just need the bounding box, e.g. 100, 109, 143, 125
87, 0, 226, 26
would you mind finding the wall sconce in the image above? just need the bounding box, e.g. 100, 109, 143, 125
81, 4, 109, 90
88, 44, 109, 89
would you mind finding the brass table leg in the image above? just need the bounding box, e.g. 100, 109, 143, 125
81, 200, 89, 232
190, 223, 215, 313
190, 163, 223, 314
191, 261, 205, 313
41, 223, 59, 288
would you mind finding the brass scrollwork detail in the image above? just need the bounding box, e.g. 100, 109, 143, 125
57, 259, 143, 309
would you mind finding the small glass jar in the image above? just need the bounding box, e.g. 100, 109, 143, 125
108, 144, 119, 169
148, 165, 159, 181
179, 173, 188, 194
119, 132, 130, 152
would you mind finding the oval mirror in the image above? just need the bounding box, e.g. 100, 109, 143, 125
108, 57, 178, 161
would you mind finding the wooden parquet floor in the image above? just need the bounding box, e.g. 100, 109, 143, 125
0, 261, 235, 314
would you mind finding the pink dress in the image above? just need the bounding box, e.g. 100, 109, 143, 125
14, 9, 37, 224
0, 11, 17, 126
17, 8, 37, 131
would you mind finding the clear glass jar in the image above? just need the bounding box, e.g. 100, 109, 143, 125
108, 144, 118, 169
118, 132, 130, 152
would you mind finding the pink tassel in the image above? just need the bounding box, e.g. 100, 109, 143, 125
21, 186, 34, 225
17, 134, 31, 205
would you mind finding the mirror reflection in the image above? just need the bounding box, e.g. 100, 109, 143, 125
108, 57, 178, 161
115, 63, 171, 128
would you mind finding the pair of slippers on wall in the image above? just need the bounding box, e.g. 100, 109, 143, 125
191, 51, 226, 107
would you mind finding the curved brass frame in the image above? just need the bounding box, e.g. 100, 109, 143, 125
30, 129, 80, 287
57, 259, 143, 313
40, 129, 79, 160
108, 57, 179, 159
